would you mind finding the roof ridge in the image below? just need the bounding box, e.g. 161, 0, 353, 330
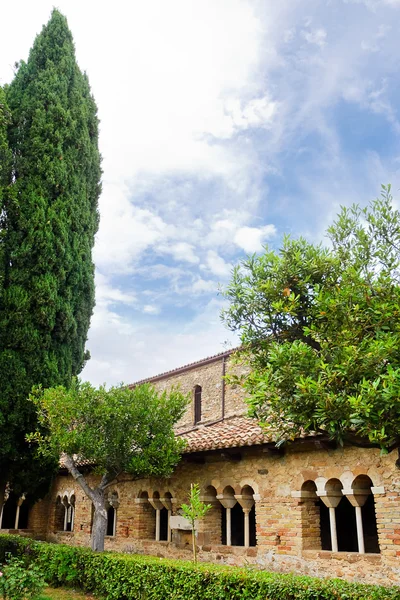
128, 346, 240, 388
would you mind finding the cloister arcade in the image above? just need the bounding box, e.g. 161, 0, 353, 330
293, 473, 381, 554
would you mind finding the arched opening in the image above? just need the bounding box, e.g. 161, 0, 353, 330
64, 495, 75, 532
18, 501, 30, 529
106, 491, 119, 537
160, 507, 168, 541
220, 486, 236, 546
106, 506, 116, 536
351, 475, 379, 554
240, 485, 256, 547
336, 496, 357, 551
230, 503, 244, 546
54, 496, 65, 531
319, 500, 330, 550
194, 385, 202, 424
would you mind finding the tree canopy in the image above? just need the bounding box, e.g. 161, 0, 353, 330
29, 380, 188, 551
0, 9, 101, 502
222, 186, 400, 452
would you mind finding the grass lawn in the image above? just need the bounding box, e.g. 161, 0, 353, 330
41, 587, 97, 600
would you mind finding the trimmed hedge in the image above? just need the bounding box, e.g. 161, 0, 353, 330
0, 534, 399, 600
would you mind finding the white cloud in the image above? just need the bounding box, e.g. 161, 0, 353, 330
143, 305, 160, 315
94, 183, 172, 273
234, 224, 277, 253
302, 28, 327, 47
83, 298, 238, 387
158, 242, 199, 265
95, 272, 136, 308
204, 250, 232, 278
191, 278, 218, 294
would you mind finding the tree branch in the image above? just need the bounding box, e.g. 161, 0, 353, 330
62, 454, 96, 501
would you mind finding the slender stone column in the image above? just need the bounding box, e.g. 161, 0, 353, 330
355, 506, 365, 554
328, 507, 338, 552
317, 490, 342, 552
235, 494, 255, 548
148, 496, 164, 541
155, 509, 160, 541
226, 508, 232, 546
15, 495, 26, 530
217, 494, 237, 546
344, 488, 370, 554
167, 510, 171, 542
243, 509, 250, 548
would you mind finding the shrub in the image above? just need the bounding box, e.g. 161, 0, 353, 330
0, 554, 46, 600
0, 534, 399, 600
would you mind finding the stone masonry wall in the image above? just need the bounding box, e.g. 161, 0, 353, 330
146, 354, 249, 430
28, 442, 400, 586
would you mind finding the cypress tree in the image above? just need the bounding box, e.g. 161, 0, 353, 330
0, 9, 101, 503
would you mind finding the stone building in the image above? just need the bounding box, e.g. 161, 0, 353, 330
1, 349, 400, 585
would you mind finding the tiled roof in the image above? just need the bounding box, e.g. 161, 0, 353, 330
178, 416, 272, 453
128, 347, 239, 388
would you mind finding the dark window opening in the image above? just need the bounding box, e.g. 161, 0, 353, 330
249, 505, 256, 547
319, 500, 331, 550
18, 502, 30, 529
160, 507, 169, 541
362, 494, 380, 553
106, 506, 115, 536
336, 497, 357, 552
194, 385, 202, 424
65, 506, 74, 532
231, 503, 244, 546
1, 492, 18, 529
221, 506, 227, 545
55, 499, 65, 531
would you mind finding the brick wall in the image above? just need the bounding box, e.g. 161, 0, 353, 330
33, 442, 400, 585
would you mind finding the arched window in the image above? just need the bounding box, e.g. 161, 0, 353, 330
54, 497, 65, 531
64, 495, 75, 532
310, 475, 380, 554
218, 485, 256, 548
106, 506, 116, 536
194, 385, 202, 424
106, 491, 119, 537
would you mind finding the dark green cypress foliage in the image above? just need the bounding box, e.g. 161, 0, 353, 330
0, 10, 101, 499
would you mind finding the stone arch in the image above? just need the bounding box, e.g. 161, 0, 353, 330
106, 491, 119, 537
237, 485, 256, 547
239, 479, 260, 496
348, 474, 379, 554
301, 480, 318, 496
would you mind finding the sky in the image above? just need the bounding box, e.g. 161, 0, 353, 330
1, 0, 400, 386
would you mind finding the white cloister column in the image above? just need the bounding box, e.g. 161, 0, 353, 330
217, 494, 237, 546
148, 496, 164, 541
343, 488, 370, 555
235, 494, 255, 548
161, 496, 173, 542
316, 490, 343, 553
155, 510, 160, 541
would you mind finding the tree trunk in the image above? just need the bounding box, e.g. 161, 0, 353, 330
91, 494, 108, 552
62, 454, 114, 553
0, 483, 6, 528
192, 525, 197, 563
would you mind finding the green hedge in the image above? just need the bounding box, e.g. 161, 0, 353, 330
0, 534, 399, 600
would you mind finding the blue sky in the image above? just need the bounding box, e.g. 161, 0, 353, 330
1, 0, 400, 385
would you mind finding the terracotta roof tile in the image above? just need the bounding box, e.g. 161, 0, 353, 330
178, 416, 272, 453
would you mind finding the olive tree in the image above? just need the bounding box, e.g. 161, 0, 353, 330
28, 380, 187, 551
